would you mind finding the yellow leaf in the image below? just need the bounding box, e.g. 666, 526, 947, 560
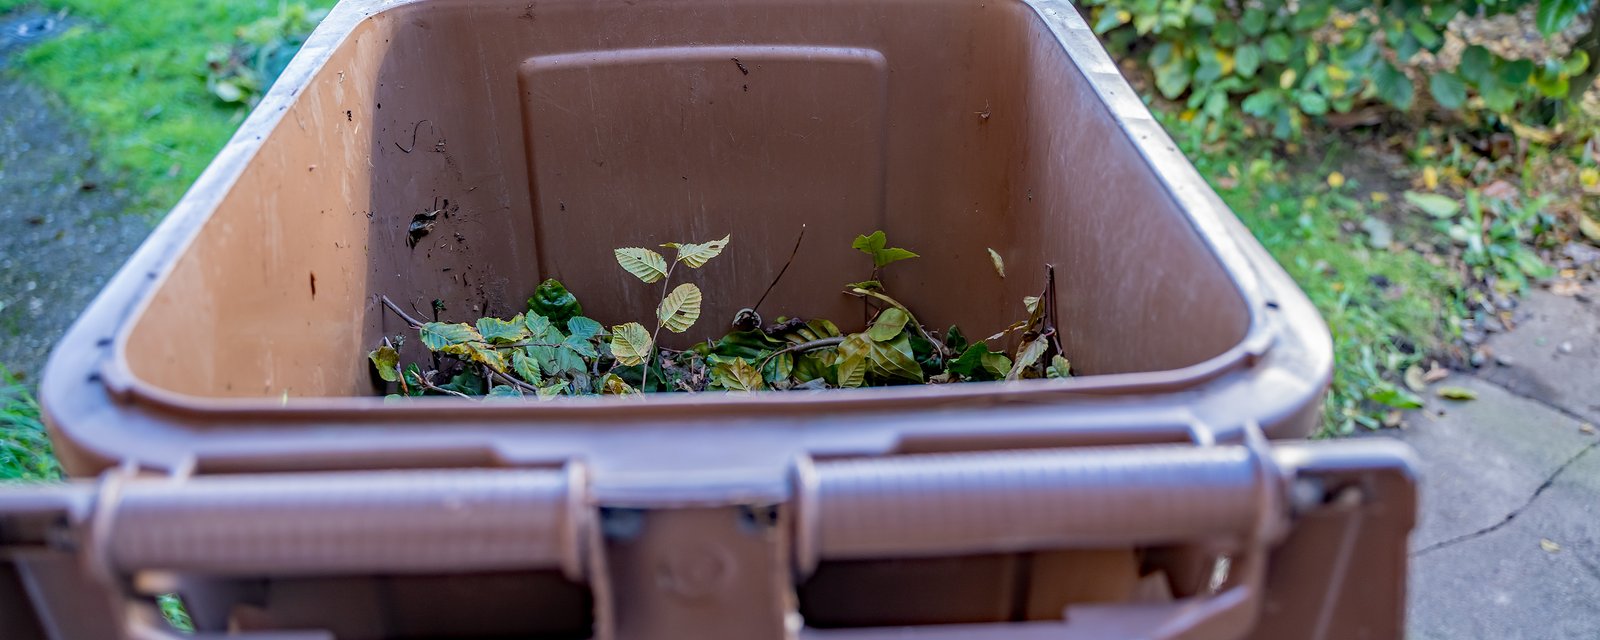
1577, 214, 1600, 243
1371, 192, 1390, 204
1114, 9, 1130, 23
657, 283, 703, 333
1327, 67, 1353, 82
609, 322, 654, 366
1332, 14, 1356, 29
1540, 539, 1561, 553
1279, 69, 1297, 90
1327, 172, 1345, 189
836, 352, 867, 389
614, 247, 668, 283
1418, 145, 1437, 158
987, 248, 1005, 278
1005, 336, 1050, 381
1423, 166, 1439, 190
1179, 109, 1198, 122
669, 234, 731, 268
1579, 167, 1599, 190
1216, 50, 1234, 76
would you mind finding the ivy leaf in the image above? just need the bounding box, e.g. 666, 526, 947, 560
668, 234, 731, 268
944, 325, 969, 354
1046, 355, 1072, 379
1429, 73, 1467, 110
1537, 0, 1582, 36
657, 283, 703, 333
868, 308, 910, 342
487, 385, 524, 398
1006, 336, 1050, 381
1372, 62, 1414, 111
476, 314, 529, 344
835, 352, 867, 388
512, 350, 543, 384
949, 344, 1011, 381
1403, 191, 1461, 218
527, 279, 583, 326
614, 247, 669, 283
368, 346, 400, 382
851, 231, 920, 268
566, 316, 604, 342
609, 322, 654, 366
420, 322, 482, 351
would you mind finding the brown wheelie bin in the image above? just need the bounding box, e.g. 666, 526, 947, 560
0, 0, 1418, 638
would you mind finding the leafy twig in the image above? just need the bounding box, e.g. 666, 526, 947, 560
846, 287, 949, 361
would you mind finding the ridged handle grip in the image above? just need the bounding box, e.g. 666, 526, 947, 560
104, 468, 583, 577
808, 445, 1262, 561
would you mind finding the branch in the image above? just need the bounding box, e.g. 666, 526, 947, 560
754, 224, 806, 313
758, 337, 845, 372
414, 373, 471, 399
487, 368, 540, 395
380, 295, 426, 329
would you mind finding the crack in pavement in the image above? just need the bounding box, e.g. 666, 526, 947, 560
1476, 372, 1599, 427
1411, 438, 1600, 559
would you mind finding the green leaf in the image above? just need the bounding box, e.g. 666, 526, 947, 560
1263, 34, 1292, 63
1500, 59, 1535, 86
614, 247, 669, 283
1006, 336, 1050, 381
401, 363, 425, 396
835, 352, 867, 388
1235, 45, 1261, 78
1459, 46, 1493, 85
669, 234, 731, 268
1537, 0, 1582, 36
525, 314, 555, 340
368, 346, 400, 382
566, 316, 603, 341
1403, 191, 1461, 218
851, 231, 920, 268
763, 351, 795, 384
1370, 385, 1424, 409
841, 333, 922, 383
944, 325, 969, 354
845, 280, 883, 291
476, 315, 529, 344
1241, 90, 1280, 117
512, 350, 543, 384
949, 344, 1011, 382
438, 369, 485, 396
1190, 4, 1216, 25
420, 322, 482, 351
657, 283, 703, 333
1154, 56, 1192, 99
610, 322, 654, 366
1436, 386, 1479, 401
563, 335, 599, 358
1429, 73, 1467, 109
1046, 355, 1072, 379
537, 380, 569, 400
868, 308, 910, 342
487, 385, 524, 398
1564, 50, 1589, 76
528, 279, 583, 326
1408, 21, 1441, 51
1373, 62, 1414, 111
1297, 92, 1329, 116
1241, 9, 1266, 35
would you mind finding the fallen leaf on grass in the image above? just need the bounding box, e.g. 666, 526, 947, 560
1540, 539, 1561, 554
1436, 386, 1478, 401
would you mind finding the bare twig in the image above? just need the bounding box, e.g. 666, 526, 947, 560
1043, 264, 1065, 357
758, 336, 845, 372
380, 295, 426, 329
488, 368, 539, 394
754, 224, 806, 313
414, 372, 471, 399
642, 261, 680, 392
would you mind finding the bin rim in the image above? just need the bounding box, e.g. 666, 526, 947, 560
48, 0, 1319, 427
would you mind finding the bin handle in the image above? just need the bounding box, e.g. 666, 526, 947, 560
794, 425, 1286, 640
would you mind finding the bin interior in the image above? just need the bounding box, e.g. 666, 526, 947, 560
122, 0, 1250, 399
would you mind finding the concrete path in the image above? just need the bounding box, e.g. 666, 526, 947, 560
0, 12, 152, 382
1369, 290, 1600, 639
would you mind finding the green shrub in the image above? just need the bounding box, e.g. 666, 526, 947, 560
1084, 0, 1592, 139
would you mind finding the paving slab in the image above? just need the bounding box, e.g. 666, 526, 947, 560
1477, 290, 1600, 424
1365, 374, 1600, 639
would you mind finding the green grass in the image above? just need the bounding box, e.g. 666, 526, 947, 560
0, 0, 333, 214
1180, 137, 1463, 435
0, 368, 58, 482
